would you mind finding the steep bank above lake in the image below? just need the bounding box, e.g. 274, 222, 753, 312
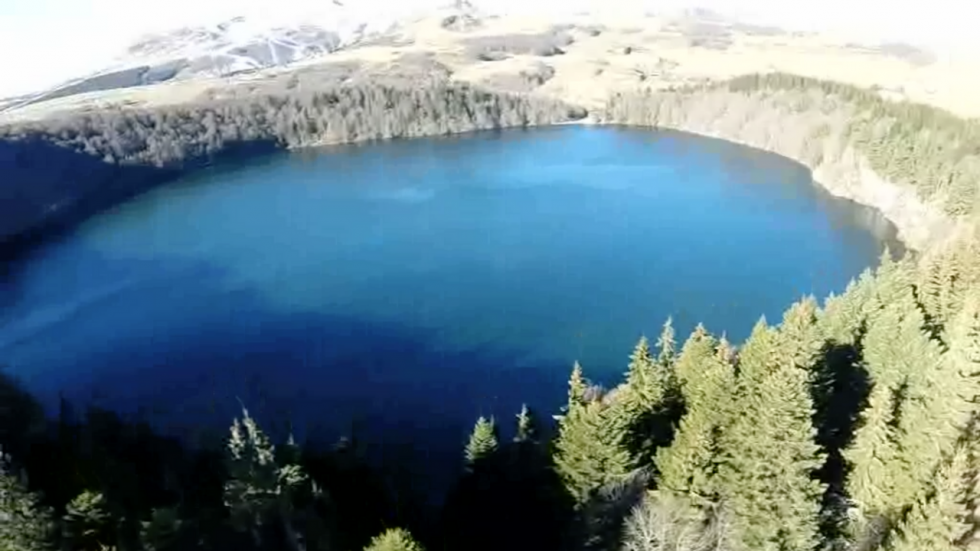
597, 74, 980, 250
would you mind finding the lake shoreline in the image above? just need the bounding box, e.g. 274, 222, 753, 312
1, 96, 937, 258
583, 98, 955, 252
621, 123, 947, 252
303, 112, 941, 251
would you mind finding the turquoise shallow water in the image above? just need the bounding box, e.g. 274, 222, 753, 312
0, 125, 898, 471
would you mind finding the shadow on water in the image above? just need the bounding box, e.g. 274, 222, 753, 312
0, 241, 573, 505
0, 135, 280, 262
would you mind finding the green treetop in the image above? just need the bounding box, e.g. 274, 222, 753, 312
514, 404, 535, 443
568, 361, 588, 408
887, 444, 973, 551
619, 335, 677, 424
655, 317, 677, 368
553, 399, 633, 505
778, 296, 823, 375
363, 528, 425, 551
672, 323, 715, 393
655, 328, 734, 506
224, 407, 308, 549
464, 416, 499, 467
717, 317, 825, 551
819, 269, 875, 346
0, 452, 55, 551
62, 490, 110, 551
943, 292, 980, 428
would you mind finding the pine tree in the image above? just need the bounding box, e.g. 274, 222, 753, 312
887, 445, 973, 551
655, 325, 727, 500
363, 528, 425, 551
943, 292, 980, 430
569, 361, 588, 408
515, 404, 536, 443
0, 452, 55, 551
652, 327, 724, 503
225, 408, 280, 538
716, 318, 825, 551
615, 334, 680, 460
553, 399, 634, 505
919, 251, 953, 324
63, 490, 111, 551
862, 253, 914, 324
464, 416, 498, 467
843, 377, 901, 525
140, 507, 183, 551
623, 336, 658, 407
778, 297, 822, 374
961, 416, 980, 550
672, 324, 715, 392
844, 288, 952, 533
224, 407, 308, 549
888, 293, 947, 507
654, 338, 734, 505
897, 305, 966, 507
715, 334, 736, 366
820, 269, 874, 346
655, 317, 677, 369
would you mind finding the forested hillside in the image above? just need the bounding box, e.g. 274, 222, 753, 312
0, 83, 583, 246
2, 74, 980, 551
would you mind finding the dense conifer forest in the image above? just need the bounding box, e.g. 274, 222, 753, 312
2, 74, 980, 551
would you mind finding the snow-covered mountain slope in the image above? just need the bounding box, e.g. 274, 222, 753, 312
2, 2, 471, 110
3, 0, 712, 110
0, 0, 961, 119
122, 18, 342, 72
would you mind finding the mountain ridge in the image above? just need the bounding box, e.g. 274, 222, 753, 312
0, 2, 899, 111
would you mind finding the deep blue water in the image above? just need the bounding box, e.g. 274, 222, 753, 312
0, 126, 898, 481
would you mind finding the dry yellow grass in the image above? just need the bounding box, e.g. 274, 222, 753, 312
3, 11, 979, 123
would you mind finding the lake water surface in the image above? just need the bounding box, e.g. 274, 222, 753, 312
0, 126, 898, 474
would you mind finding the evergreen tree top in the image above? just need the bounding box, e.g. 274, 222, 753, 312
568, 361, 588, 407
515, 404, 535, 443
228, 407, 276, 469
716, 335, 737, 365
656, 317, 677, 366
674, 326, 721, 396
465, 416, 498, 467
0, 451, 56, 551
364, 528, 425, 551
888, 443, 973, 551
625, 336, 654, 385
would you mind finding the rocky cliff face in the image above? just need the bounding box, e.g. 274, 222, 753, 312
599, 87, 954, 250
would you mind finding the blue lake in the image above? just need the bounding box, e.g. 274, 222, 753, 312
0, 125, 898, 477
